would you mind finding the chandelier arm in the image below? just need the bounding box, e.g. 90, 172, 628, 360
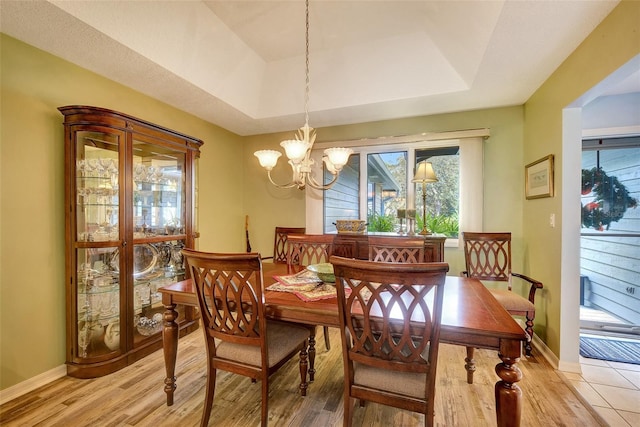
306, 171, 339, 191
266, 170, 299, 189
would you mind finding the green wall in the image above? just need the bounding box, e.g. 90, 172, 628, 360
0, 34, 244, 390
523, 0, 639, 355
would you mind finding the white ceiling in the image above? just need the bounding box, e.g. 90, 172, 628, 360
0, 0, 630, 136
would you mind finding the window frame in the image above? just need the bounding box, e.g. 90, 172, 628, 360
305, 129, 489, 247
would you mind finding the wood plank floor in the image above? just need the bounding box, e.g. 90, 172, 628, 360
0, 328, 604, 426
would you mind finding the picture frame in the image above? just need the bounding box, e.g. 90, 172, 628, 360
525, 154, 554, 199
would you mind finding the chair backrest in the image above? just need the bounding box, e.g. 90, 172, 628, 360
286, 234, 334, 272
331, 255, 448, 404
182, 249, 266, 352
368, 236, 426, 263
272, 227, 305, 264
462, 232, 512, 282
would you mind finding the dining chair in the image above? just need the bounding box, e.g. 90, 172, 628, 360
286, 233, 335, 352
330, 256, 449, 427
461, 232, 543, 356
368, 236, 426, 263
182, 249, 311, 427
261, 226, 306, 263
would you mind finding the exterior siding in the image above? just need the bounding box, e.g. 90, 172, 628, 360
324, 160, 360, 233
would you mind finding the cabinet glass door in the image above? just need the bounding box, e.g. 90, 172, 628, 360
76, 247, 120, 357
76, 132, 120, 242
132, 137, 187, 343
75, 130, 122, 358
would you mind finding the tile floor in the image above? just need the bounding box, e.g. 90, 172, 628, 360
560, 336, 640, 427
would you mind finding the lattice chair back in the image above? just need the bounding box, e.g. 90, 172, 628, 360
368, 236, 426, 263
182, 250, 266, 346
286, 234, 334, 273
462, 232, 512, 286
271, 227, 306, 264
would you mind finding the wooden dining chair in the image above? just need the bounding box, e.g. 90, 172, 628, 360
368, 236, 426, 263
261, 226, 306, 263
286, 233, 335, 353
461, 232, 543, 356
182, 249, 311, 427
330, 256, 449, 427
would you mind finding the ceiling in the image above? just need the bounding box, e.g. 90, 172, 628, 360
0, 0, 629, 136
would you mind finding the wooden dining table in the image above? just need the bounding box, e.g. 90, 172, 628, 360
159, 262, 526, 427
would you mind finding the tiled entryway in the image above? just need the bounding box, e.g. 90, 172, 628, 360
560, 339, 640, 426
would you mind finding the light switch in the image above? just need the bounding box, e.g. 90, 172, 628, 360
549, 213, 555, 228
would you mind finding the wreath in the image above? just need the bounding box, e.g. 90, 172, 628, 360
581, 167, 637, 231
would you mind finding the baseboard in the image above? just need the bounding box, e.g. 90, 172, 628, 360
0, 365, 67, 405
530, 332, 582, 373
532, 333, 558, 369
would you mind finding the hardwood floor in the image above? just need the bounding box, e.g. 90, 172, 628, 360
1, 328, 604, 426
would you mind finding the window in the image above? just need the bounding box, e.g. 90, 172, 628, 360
307, 130, 488, 246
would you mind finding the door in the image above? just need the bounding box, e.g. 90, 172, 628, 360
580, 136, 640, 337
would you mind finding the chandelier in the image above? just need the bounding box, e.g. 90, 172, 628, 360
254, 0, 353, 190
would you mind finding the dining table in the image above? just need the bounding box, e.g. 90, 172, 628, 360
159, 262, 526, 427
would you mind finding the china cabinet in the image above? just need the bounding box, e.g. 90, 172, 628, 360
60, 106, 203, 378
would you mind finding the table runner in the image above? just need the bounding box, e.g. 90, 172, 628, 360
269, 269, 339, 301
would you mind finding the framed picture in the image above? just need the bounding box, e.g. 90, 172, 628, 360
525, 154, 554, 199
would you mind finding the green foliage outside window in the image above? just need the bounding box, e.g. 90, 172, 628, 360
367, 212, 396, 232
416, 213, 459, 237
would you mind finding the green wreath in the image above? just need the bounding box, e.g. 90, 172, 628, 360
581, 167, 637, 231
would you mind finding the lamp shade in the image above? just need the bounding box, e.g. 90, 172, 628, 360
324, 147, 353, 172
412, 161, 438, 183
280, 140, 309, 162
254, 150, 282, 170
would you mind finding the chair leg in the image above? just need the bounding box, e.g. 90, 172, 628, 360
524, 314, 535, 356
425, 409, 434, 427
343, 395, 355, 427
308, 328, 316, 382
261, 373, 269, 427
299, 341, 309, 396
324, 326, 331, 350
201, 363, 216, 427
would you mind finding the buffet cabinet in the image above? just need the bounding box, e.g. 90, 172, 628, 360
60, 106, 203, 378
332, 233, 446, 262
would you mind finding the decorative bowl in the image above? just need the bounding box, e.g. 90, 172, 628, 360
333, 220, 367, 234
137, 313, 163, 336
306, 263, 335, 283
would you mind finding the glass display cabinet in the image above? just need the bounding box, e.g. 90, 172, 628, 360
60, 106, 203, 378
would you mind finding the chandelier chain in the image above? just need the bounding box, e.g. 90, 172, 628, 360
304, 0, 310, 128
253, 0, 353, 191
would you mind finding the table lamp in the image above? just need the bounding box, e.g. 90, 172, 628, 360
412, 161, 438, 235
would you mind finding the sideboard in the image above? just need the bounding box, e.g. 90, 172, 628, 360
331, 232, 446, 262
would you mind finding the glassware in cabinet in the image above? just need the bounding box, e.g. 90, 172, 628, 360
75, 131, 121, 243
